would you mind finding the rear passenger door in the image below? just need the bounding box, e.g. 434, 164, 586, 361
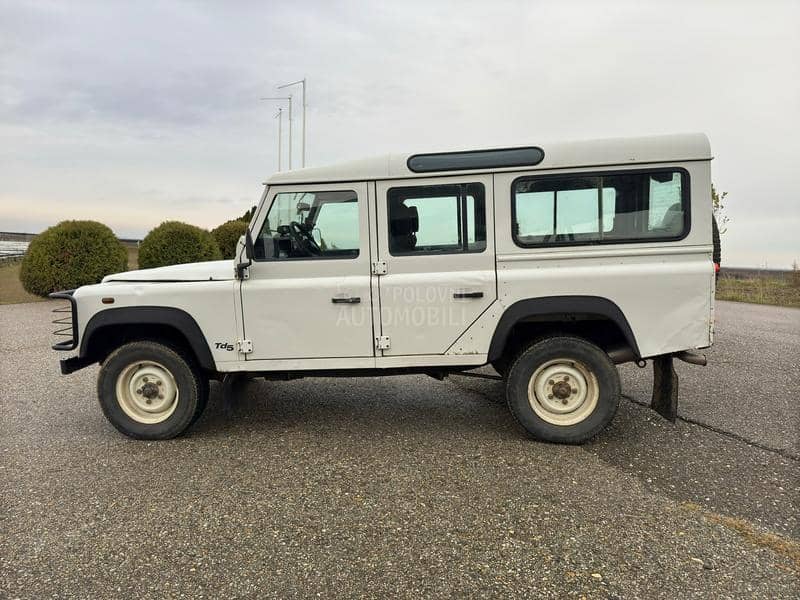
374, 175, 497, 356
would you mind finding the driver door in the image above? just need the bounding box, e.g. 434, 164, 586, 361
239, 182, 375, 362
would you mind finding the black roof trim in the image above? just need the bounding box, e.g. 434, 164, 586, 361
407, 147, 545, 173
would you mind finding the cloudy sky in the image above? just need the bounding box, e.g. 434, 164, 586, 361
1, 0, 798, 267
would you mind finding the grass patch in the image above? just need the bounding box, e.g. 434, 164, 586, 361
681, 502, 800, 573
0, 244, 139, 306
125, 244, 139, 270
0, 260, 43, 305
716, 274, 800, 309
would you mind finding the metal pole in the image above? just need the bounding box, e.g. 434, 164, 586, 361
287, 95, 292, 170
275, 108, 283, 171
278, 78, 306, 167
262, 96, 292, 168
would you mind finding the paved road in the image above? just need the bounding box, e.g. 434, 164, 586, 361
1, 300, 798, 598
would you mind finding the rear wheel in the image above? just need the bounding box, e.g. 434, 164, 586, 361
97, 341, 207, 439
506, 336, 620, 443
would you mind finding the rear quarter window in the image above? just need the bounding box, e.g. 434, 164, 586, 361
512, 169, 689, 247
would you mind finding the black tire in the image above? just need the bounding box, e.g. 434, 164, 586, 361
97, 341, 206, 440
505, 336, 620, 444
191, 376, 210, 426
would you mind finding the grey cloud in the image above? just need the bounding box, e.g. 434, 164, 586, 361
0, 0, 798, 266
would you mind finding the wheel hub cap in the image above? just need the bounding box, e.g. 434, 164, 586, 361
116, 361, 179, 424
527, 359, 599, 426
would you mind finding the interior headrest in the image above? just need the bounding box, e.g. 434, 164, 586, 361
390, 203, 419, 235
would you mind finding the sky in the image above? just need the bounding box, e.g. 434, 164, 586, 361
1, 0, 798, 268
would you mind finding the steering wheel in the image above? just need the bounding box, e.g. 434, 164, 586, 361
288, 221, 322, 256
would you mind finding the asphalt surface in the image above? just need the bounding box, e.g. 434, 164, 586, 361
1, 300, 798, 598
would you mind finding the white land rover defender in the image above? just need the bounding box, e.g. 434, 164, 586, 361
51, 133, 716, 443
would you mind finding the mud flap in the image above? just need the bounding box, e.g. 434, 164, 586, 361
651, 355, 678, 422
222, 373, 249, 414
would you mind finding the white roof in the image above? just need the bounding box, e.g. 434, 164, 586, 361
265, 132, 711, 185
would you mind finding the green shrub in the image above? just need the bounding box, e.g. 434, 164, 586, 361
138, 221, 222, 269
211, 219, 248, 259
19, 220, 127, 296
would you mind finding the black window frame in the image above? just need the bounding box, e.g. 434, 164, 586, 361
511, 167, 691, 249
252, 189, 361, 262
387, 182, 487, 257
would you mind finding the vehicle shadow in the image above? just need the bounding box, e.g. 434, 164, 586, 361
191, 374, 526, 442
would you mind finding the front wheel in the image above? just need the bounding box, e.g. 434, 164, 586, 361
506, 336, 620, 444
97, 341, 207, 440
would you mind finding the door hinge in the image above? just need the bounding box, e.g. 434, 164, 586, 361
375, 335, 391, 350
238, 339, 253, 354
371, 260, 387, 275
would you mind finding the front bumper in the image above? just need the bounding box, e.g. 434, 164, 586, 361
49, 290, 78, 351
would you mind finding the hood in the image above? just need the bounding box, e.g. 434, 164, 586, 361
102, 260, 235, 283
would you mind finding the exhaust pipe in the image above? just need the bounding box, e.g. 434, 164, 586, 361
608, 345, 637, 364
674, 351, 707, 366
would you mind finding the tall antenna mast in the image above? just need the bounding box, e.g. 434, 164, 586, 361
278, 78, 306, 167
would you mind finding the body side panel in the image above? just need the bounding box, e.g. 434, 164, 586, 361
449, 160, 714, 358
73, 280, 240, 368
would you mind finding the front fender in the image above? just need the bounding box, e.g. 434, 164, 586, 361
79, 306, 216, 371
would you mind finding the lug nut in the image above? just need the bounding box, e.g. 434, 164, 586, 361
548, 379, 554, 385
136, 388, 142, 395
572, 388, 578, 394
145, 399, 152, 405
143, 377, 149, 383
156, 381, 162, 386
158, 394, 164, 400
561, 399, 568, 405
547, 394, 554, 399
563, 376, 569, 382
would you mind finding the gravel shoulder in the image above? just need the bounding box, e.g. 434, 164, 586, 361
1, 300, 798, 598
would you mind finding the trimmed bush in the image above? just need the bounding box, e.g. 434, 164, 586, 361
138, 221, 222, 269
211, 219, 248, 259
19, 220, 128, 296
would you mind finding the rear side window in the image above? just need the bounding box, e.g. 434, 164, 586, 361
387, 183, 486, 255
512, 169, 688, 247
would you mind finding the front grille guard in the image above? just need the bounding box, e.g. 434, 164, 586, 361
49, 290, 78, 351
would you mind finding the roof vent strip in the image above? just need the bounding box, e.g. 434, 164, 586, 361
407, 147, 545, 173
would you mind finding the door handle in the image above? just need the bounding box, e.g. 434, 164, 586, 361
331, 296, 361, 304
453, 291, 484, 299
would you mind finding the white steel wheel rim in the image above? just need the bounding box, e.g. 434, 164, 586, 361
115, 360, 179, 424
527, 358, 599, 426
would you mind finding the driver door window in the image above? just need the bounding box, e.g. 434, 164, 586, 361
254, 190, 359, 260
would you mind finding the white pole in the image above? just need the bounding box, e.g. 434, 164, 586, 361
275, 108, 283, 171
287, 95, 293, 170
262, 96, 292, 169
278, 78, 307, 167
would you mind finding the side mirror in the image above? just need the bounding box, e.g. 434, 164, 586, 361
236, 229, 254, 279
296, 202, 311, 213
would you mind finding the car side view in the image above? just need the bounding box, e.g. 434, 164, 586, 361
51, 133, 716, 443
